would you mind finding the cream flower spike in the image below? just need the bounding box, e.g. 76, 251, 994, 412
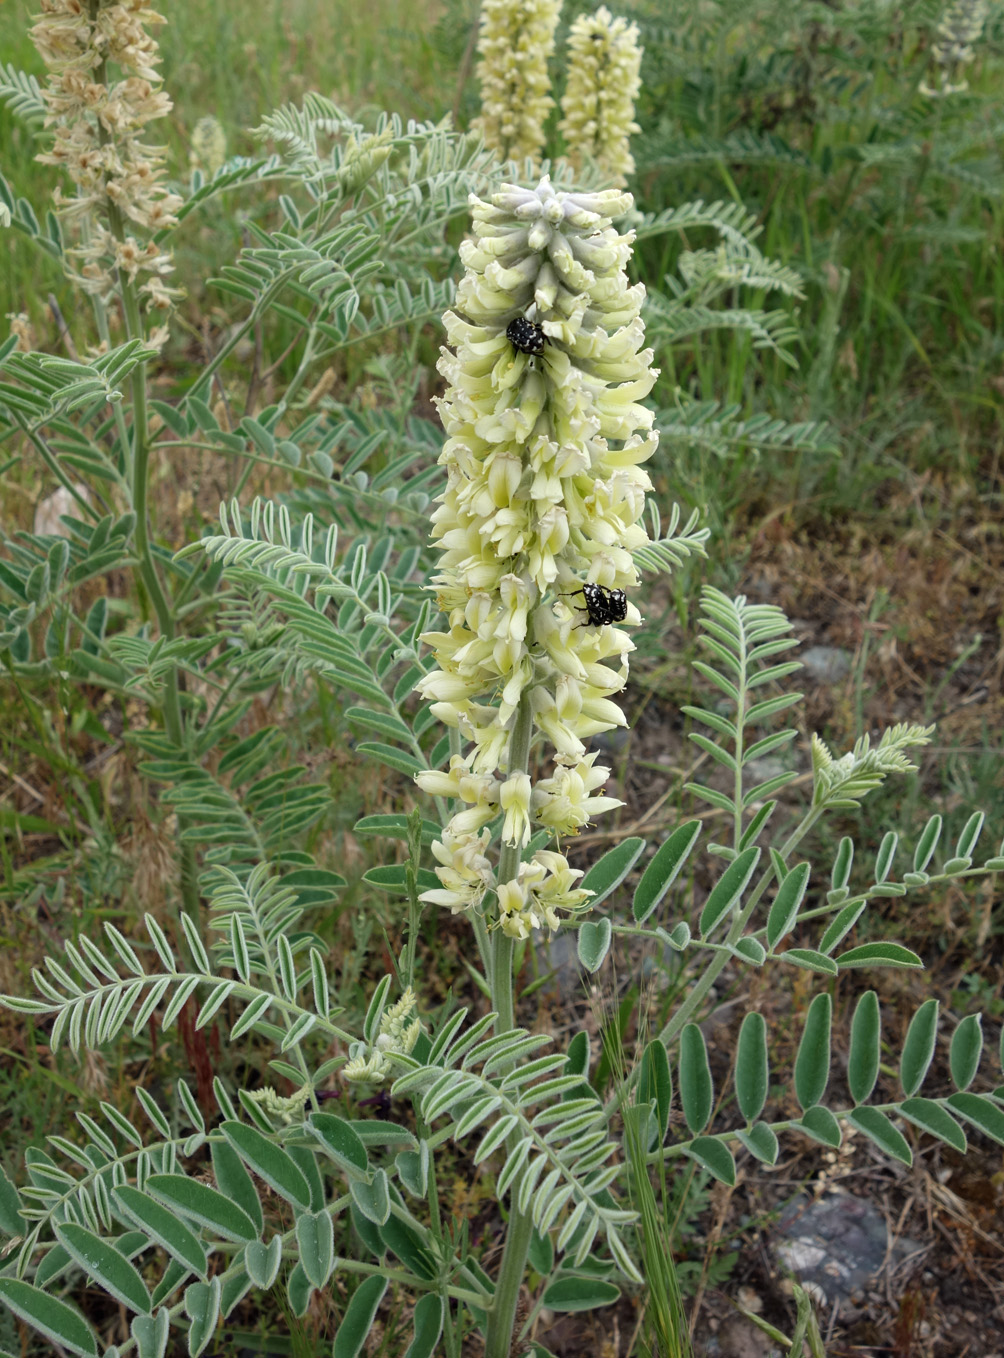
473, 0, 562, 165
559, 6, 644, 188
920, 0, 989, 96
416, 177, 658, 937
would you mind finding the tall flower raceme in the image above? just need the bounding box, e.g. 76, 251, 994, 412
558, 5, 643, 188
472, 0, 562, 165
920, 0, 990, 96
415, 176, 658, 944
31, 0, 182, 338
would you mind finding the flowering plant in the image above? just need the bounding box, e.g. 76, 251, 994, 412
1, 7, 1003, 1358
4, 150, 1004, 1358
472, 0, 562, 166
559, 5, 643, 186
472, 0, 644, 190
416, 175, 657, 948
920, 0, 990, 96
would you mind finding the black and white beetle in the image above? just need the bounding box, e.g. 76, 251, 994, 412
506, 315, 547, 357
567, 582, 629, 627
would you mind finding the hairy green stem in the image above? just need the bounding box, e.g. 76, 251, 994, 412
485, 689, 534, 1358
120, 268, 201, 937
485, 1200, 534, 1358
84, 0, 201, 940
488, 691, 533, 1035
16, 420, 109, 517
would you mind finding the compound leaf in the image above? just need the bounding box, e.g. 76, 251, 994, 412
847, 1107, 912, 1165
55, 1222, 151, 1314
403, 1293, 444, 1358
633, 820, 701, 923
900, 999, 939, 1097
949, 1015, 983, 1092
221, 1121, 311, 1209
686, 1136, 736, 1185
847, 990, 881, 1105
145, 1175, 258, 1244
542, 1277, 621, 1312
734, 1011, 768, 1123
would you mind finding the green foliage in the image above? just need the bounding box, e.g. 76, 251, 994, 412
1, 4, 1003, 1356
4, 395, 1003, 1358
0, 61, 46, 125
0, 98, 482, 938
633, 192, 830, 468
631, 0, 1004, 521
683, 586, 803, 833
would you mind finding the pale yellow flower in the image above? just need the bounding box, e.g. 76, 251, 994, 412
473, 0, 562, 165
496, 850, 591, 939
532, 753, 624, 835
416, 177, 657, 936
921, 0, 989, 96
559, 6, 643, 187
419, 827, 495, 915
500, 771, 532, 847
189, 115, 226, 176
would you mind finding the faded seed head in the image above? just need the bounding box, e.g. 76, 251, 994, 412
31, 0, 181, 313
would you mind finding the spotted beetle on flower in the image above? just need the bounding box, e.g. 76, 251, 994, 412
568, 580, 629, 627
505, 314, 547, 356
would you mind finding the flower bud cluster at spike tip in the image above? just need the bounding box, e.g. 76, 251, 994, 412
559, 5, 643, 188
473, 0, 562, 165
342, 988, 422, 1085
415, 177, 659, 937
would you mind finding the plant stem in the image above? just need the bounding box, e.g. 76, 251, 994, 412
87, 6, 201, 940
119, 273, 201, 935
15, 420, 110, 517
485, 1200, 534, 1358
488, 690, 533, 1035
484, 690, 534, 1358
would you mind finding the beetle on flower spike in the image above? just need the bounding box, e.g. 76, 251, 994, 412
505, 314, 547, 357
567, 582, 629, 628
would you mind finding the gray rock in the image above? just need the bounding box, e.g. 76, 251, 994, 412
591, 726, 630, 755
801, 645, 852, 684
774, 1190, 922, 1310
535, 929, 583, 989
34, 483, 92, 537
